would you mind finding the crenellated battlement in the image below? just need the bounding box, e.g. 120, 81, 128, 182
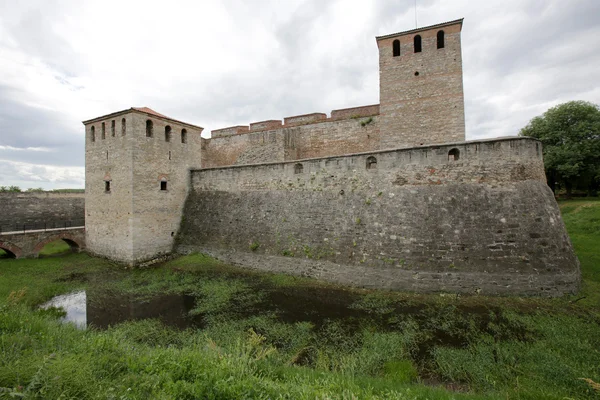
211, 125, 250, 138
80, 17, 580, 297
209, 104, 380, 138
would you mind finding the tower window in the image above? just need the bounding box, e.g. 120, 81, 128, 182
448, 148, 460, 161
392, 39, 400, 57
437, 30, 445, 49
111, 120, 115, 136
366, 156, 377, 170
414, 35, 422, 53
294, 163, 303, 174
146, 120, 153, 137
160, 180, 167, 191
121, 118, 126, 136
165, 125, 171, 142
104, 181, 111, 192
101, 122, 106, 139
181, 129, 187, 144
91, 126, 95, 142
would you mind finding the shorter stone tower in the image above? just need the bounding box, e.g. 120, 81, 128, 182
83, 107, 203, 265
377, 19, 466, 149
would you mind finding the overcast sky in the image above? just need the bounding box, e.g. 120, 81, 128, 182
0, 0, 599, 189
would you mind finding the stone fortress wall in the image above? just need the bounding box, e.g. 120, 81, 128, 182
81, 18, 580, 295
0, 192, 84, 232
201, 105, 381, 168
377, 21, 465, 149
177, 138, 580, 296
83, 108, 204, 263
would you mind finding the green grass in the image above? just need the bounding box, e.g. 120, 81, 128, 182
38, 239, 72, 256
0, 200, 599, 399
559, 198, 600, 307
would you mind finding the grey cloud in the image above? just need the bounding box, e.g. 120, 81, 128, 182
0, 87, 83, 166
1, 1, 85, 77
0, 159, 84, 190
1, 0, 599, 189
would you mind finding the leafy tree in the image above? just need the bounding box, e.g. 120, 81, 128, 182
520, 101, 600, 196
0, 186, 21, 192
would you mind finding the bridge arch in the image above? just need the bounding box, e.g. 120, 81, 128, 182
33, 233, 84, 256
0, 240, 22, 258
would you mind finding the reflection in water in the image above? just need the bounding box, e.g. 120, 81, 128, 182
41, 291, 198, 330
41, 291, 87, 328
88, 293, 197, 329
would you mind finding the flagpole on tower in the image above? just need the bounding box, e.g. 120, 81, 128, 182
415, 0, 418, 28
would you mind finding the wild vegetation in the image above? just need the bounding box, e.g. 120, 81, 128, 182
520, 101, 600, 196
0, 187, 84, 193
0, 200, 599, 399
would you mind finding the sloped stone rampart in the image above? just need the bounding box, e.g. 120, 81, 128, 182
177, 137, 580, 296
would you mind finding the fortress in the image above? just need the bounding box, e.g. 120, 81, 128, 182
82, 19, 580, 296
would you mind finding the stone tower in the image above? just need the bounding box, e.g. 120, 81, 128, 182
82, 107, 203, 265
377, 19, 466, 149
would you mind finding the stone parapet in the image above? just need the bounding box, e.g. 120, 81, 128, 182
212, 125, 250, 138
250, 120, 283, 132
284, 113, 327, 127
330, 104, 380, 121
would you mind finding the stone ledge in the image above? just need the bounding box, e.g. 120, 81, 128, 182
176, 247, 580, 297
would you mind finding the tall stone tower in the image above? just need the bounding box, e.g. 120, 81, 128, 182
376, 19, 466, 149
83, 107, 203, 265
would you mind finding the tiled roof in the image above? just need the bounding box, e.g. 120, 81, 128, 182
375, 18, 464, 40
82, 107, 203, 131
131, 107, 169, 119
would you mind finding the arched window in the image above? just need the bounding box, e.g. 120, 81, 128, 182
448, 148, 460, 161
414, 35, 422, 53
101, 122, 106, 139
366, 156, 377, 170
437, 30, 445, 49
160, 178, 167, 191
165, 125, 171, 142
91, 126, 96, 142
181, 129, 187, 144
121, 118, 126, 136
146, 120, 153, 137
294, 163, 303, 174
393, 39, 400, 57
111, 120, 115, 136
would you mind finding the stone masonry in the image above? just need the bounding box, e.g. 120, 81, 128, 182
177, 138, 579, 296
81, 19, 580, 295
377, 19, 465, 149
0, 192, 84, 232
83, 108, 203, 264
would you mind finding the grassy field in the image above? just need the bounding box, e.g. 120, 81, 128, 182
0, 240, 71, 259
0, 200, 598, 399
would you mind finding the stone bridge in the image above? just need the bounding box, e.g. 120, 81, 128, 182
0, 227, 85, 258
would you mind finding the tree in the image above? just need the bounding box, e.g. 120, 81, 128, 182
520, 101, 600, 197
0, 186, 21, 192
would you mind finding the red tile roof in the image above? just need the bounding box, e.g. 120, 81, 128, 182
82, 107, 203, 131
131, 107, 169, 119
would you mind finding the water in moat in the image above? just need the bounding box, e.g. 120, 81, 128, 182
41, 290, 200, 329
40, 282, 528, 345
40, 277, 533, 387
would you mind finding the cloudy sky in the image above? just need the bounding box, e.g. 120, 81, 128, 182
0, 0, 599, 189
